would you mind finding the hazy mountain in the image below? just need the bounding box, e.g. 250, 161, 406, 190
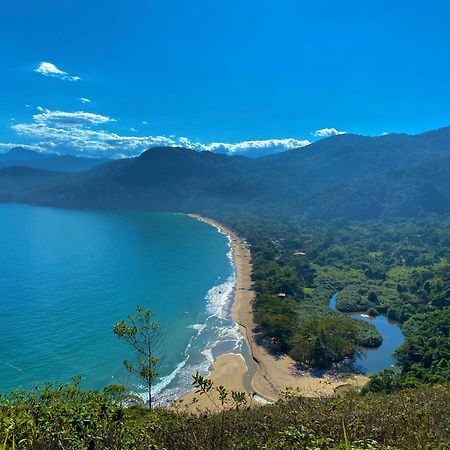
1, 125, 450, 221
0, 148, 110, 172
0, 147, 51, 161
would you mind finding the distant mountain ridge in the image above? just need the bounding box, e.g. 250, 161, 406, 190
0, 147, 110, 172
0, 147, 51, 161
1, 125, 450, 221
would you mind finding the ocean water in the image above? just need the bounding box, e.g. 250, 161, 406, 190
0, 204, 242, 404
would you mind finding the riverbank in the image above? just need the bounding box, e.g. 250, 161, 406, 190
182, 214, 368, 410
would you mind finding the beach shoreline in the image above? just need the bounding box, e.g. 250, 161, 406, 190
181, 214, 368, 409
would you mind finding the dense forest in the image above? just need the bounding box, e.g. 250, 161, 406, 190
220, 213, 450, 389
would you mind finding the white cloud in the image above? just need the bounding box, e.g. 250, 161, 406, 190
130, 128, 137, 132
33, 109, 113, 127
142, 121, 148, 125
11, 108, 311, 158
182, 138, 311, 155
80, 97, 91, 104
313, 128, 347, 137
34, 62, 81, 82
13, 122, 177, 154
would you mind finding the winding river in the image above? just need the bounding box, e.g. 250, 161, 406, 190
329, 294, 405, 374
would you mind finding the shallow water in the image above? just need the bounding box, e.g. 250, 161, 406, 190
0, 204, 241, 403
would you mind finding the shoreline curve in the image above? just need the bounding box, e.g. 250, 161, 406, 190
180, 214, 368, 410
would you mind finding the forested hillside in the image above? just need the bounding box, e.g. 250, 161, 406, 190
1, 126, 450, 220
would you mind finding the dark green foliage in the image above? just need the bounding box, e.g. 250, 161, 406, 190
289, 316, 360, 369
232, 219, 384, 369
394, 309, 450, 384
0, 379, 127, 449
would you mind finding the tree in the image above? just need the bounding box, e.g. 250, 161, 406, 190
113, 306, 162, 409
289, 316, 359, 369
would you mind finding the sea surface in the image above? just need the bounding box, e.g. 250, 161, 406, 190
0, 204, 242, 403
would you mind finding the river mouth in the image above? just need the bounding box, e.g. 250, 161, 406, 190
329, 294, 405, 375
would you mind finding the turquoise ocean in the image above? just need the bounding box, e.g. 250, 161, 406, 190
0, 204, 242, 404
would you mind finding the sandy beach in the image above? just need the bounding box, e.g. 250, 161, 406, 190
175, 352, 249, 411
181, 214, 368, 409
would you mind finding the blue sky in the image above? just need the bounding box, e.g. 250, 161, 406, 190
1, 0, 449, 157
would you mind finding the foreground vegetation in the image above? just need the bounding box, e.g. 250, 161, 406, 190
0, 381, 448, 449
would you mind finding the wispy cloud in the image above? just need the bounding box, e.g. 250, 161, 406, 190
80, 97, 91, 104
313, 128, 347, 137
11, 108, 311, 158
0, 143, 46, 152
34, 62, 81, 82
33, 109, 113, 127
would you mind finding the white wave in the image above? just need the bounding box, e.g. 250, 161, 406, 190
189, 323, 207, 335
205, 276, 236, 320
200, 347, 214, 368
150, 357, 189, 399
216, 322, 242, 340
